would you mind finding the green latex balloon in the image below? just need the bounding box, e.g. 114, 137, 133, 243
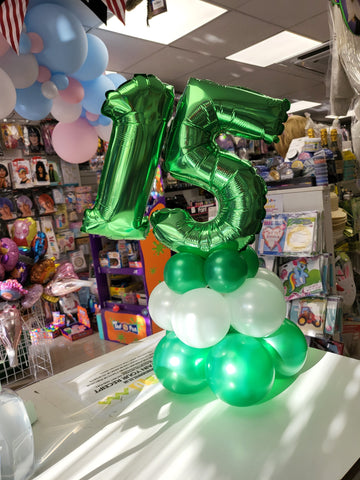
153, 331, 210, 394
164, 252, 206, 294
206, 333, 275, 407
82, 74, 174, 239
204, 249, 248, 293
239, 246, 259, 278
152, 78, 289, 254
259, 318, 308, 377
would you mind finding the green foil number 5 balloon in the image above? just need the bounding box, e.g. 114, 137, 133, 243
82, 75, 289, 254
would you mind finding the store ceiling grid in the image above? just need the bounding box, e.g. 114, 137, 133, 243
88, 0, 331, 120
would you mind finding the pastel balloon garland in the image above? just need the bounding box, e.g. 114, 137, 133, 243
82, 74, 308, 407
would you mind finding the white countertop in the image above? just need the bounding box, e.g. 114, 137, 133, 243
18, 332, 360, 480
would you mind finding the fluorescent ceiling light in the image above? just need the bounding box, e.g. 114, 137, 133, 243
288, 101, 322, 113
226, 31, 322, 67
99, 0, 226, 45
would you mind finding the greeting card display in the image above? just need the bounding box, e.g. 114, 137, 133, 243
10, 159, 33, 189
289, 297, 327, 337
31, 157, 50, 186
0, 161, 11, 190
23, 125, 44, 155
258, 214, 287, 255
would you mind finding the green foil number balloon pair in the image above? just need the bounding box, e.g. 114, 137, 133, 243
81, 74, 290, 256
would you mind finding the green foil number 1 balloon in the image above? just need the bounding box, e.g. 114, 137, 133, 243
151, 78, 289, 253
82, 74, 174, 239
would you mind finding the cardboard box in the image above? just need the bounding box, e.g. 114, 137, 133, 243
60, 306, 93, 341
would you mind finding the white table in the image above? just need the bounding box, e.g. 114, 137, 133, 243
18, 332, 360, 480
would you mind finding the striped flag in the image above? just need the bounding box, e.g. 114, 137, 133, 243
102, 0, 126, 25
0, 0, 29, 54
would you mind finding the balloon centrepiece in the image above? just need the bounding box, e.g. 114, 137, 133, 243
80, 74, 306, 406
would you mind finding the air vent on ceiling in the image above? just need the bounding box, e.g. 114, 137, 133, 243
291, 41, 331, 75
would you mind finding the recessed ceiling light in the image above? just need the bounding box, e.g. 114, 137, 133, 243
226, 31, 322, 67
99, 0, 227, 45
288, 101, 322, 113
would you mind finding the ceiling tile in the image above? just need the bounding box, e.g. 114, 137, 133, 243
92, 29, 164, 71
291, 12, 331, 42
238, 0, 328, 29
123, 47, 218, 85
171, 11, 282, 57
203, 0, 249, 9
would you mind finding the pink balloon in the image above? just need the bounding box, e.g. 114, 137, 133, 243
28, 32, 44, 53
37, 65, 51, 83
59, 77, 84, 104
52, 118, 98, 164
0, 33, 9, 56
85, 111, 99, 122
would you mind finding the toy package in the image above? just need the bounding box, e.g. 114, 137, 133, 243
1, 124, 24, 150
279, 256, 324, 301
324, 296, 343, 335
48, 159, 62, 185
284, 211, 318, 256
23, 125, 44, 155
40, 121, 56, 155
10, 158, 33, 189
289, 297, 327, 337
335, 253, 356, 313
30, 157, 50, 185
0, 161, 11, 190
40, 216, 60, 259
74, 186, 93, 214
14, 192, 35, 217
53, 204, 69, 230
69, 249, 87, 272
34, 190, 56, 215
0, 194, 17, 221
56, 230, 75, 254
258, 214, 287, 255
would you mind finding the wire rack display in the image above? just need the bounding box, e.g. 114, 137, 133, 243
0, 300, 53, 388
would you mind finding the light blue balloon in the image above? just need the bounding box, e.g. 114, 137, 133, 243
88, 118, 101, 126
51, 73, 69, 90
15, 82, 52, 120
98, 114, 111, 126
19, 33, 31, 54
72, 34, 109, 82
106, 73, 127, 89
81, 74, 114, 115
25, 3, 87, 74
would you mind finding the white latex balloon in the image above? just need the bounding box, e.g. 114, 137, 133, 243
171, 288, 230, 348
148, 281, 180, 331
0, 49, 38, 88
226, 278, 286, 338
255, 268, 284, 294
95, 122, 113, 142
41, 80, 58, 99
51, 95, 82, 123
0, 68, 16, 117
